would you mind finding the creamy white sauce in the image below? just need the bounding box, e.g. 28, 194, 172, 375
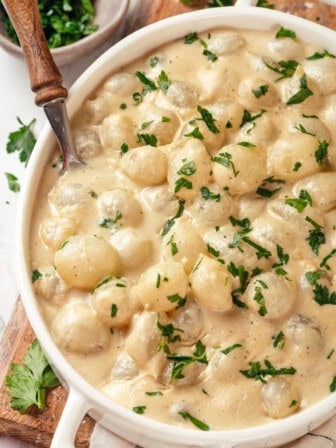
30, 27, 336, 431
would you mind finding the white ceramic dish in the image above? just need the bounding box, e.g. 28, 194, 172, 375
17, 0, 336, 447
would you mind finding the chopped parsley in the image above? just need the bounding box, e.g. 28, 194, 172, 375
327, 349, 335, 360
174, 177, 193, 193
168, 340, 208, 381
252, 84, 269, 98
221, 343, 242, 355
145, 391, 163, 396
263, 59, 298, 81
89, 190, 98, 198
157, 70, 171, 93
184, 32, 199, 44
225, 120, 233, 128
256, 176, 285, 198
167, 234, 178, 256
133, 406, 146, 414
120, 143, 129, 155
212, 152, 239, 177
240, 359, 296, 383
184, 127, 204, 140
197, 106, 220, 133
140, 120, 154, 130
119, 103, 127, 110
287, 74, 313, 105
237, 141, 257, 148
285, 189, 312, 213
200, 186, 221, 202
307, 49, 336, 60
98, 210, 122, 228
240, 109, 265, 128
149, 56, 159, 67
203, 49, 218, 62
253, 282, 268, 316
330, 376, 336, 393
256, 0, 274, 7
161, 199, 185, 236
295, 123, 316, 136
167, 293, 187, 308
135, 71, 157, 94
293, 162, 302, 172
137, 133, 158, 147
312, 284, 336, 306
5, 173, 20, 193
132, 92, 143, 104
242, 237, 272, 259
272, 331, 285, 348
207, 243, 220, 258
91, 276, 111, 293
157, 317, 183, 352
178, 411, 210, 431
110, 304, 118, 318
177, 161, 196, 176
31, 269, 42, 283
320, 248, 336, 271
315, 140, 329, 165
305, 270, 323, 286
275, 27, 296, 39
162, 116, 171, 122
272, 244, 289, 275
290, 400, 298, 408
305, 216, 325, 255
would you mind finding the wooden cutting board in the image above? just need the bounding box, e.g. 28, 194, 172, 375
0, 1, 335, 446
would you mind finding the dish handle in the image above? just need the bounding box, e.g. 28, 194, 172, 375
235, 0, 336, 6
50, 387, 91, 448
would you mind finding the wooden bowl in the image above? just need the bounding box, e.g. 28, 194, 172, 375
0, 0, 129, 66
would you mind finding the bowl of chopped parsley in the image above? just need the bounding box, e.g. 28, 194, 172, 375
0, 0, 129, 66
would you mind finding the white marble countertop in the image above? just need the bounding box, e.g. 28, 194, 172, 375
0, 1, 139, 446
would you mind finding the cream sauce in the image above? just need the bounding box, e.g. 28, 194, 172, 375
30, 27, 336, 431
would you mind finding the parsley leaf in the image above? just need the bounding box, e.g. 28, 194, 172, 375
221, 343, 242, 355
167, 293, 187, 308
168, 340, 208, 381
178, 411, 210, 431
184, 127, 204, 140
31, 269, 42, 283
5, 173, 20, 193
157, 70, 171, 93
305, 216, 325, 255
252, 84, 269, 98
256, 0, 274, 7
240, 109, 265, 128
237, 141, 257, 148
287, 74, 313, 105
253, 282, 268, 316
240, 359, 296, 383
285, 189, 312, 213
197, 105, 220, 133
315, 140, 329, 165
110, 304, 118, 318
272, 331, 285, 348
135, 71, 157, 94
200, 186, 220, 202
212, 152, 239, 177
6, 117, 36, 166
149, 56, 159, 67
330, 376, 336, 392
5, 339, 60, 413
203, 49, 218, 62
263, 59, 298, 81
137, 133, 158, 147
313, 284, 336, 306
305, 270, 323, 285
275, 27, 296, 39
174, 178, 193, 193
307, 49, 336, 60
320, 249, 336, 271
177, 161, 196, 176
98, 210, 122, 228
184, 31, 199, 44
295, 123, 316, 136
133, 406, 146, 414
161, 199, 185, 236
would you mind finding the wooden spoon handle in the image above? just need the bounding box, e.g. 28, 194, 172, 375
2, 0, 68, 106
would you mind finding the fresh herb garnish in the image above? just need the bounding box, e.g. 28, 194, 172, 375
149, 56, 159, 67
197, 106, 220, 133
312, 284, 336, 306
275, 27, 296, 39
157, 317, 183, 352
145, 391, 163, 396
5, 173, 20, 193
167, 234, 179, 256
207, 243, 220, 258
240, 109, 265, 128
6, 117, 36, 166
203, 49, 218, 62
1, 1, 98, 48
174, 178, 193, 193
135, 71, 157, 94
315, 140, 329, 165
294, 123, 316, 136
5, 339, 60, 413
330, 376, 336, 393
237, 141, 257, 148
263, 59, 298, 81
98, 210, 122, 228
287, 74, 313, 105
177, 161, 196, 176
305, 270, 323, 285
305, 216, 325, 255
200, 186, 220, 202
242, 237, 272, 259
221, 343, 242, 355
272, 331, 285, 348
272, 244, 289, 275
256, 176, 285, 198
31, 269, 42, 283
168, 340, 208, 381
320, 249, 336, 271
91, 276, 111, 293
184, 32, 199, 44
184, 127, 204, 140
133, 406, 146, 414
256, 0, 274, 7
161, 199, 185, 236
110, 304, 118, 318
158, 70, 171, 93
240, 359, 296, 383
120, 143, 129, 155
285, 189, 312, 213
137, 133, 158, 147
162, 116, 171, 122
253, 282, 268, 316
327, 349, 335, 360
293, 162, 302, 172
212, 152, 239, 177
307, 49, 336, 60
252, 84, 269, 98
178, 411, 210, 431
167, 293, 187, 308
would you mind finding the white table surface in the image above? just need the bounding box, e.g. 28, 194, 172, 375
0, 1, 140, 446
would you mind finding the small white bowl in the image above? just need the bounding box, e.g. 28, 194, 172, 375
17, 1, 336, 447
0, 0, 129, 66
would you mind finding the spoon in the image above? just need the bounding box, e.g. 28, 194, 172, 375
2, 0, 83, 172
